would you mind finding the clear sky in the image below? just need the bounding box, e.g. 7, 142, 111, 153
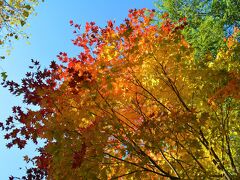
0, 1, 155, 179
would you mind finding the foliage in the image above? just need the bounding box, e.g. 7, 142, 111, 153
1, 8, 240, 179
155, 0, 240, 61
0, 0, 43, 48
0, 0, 43, 80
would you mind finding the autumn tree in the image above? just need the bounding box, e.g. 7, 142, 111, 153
1, 7, 240, 179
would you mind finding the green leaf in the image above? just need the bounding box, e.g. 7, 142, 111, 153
1, 72, 7, 81
25, 5, 31, 10
20, 20, 26, 26
23, 10, 29, 17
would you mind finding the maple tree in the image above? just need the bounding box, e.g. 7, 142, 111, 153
1, 7, 240, 179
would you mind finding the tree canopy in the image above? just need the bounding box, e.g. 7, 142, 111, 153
1, 2, 240, 180
156, 0, 240, 61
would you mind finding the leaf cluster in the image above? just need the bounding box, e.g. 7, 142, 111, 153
156, 0, 240, 61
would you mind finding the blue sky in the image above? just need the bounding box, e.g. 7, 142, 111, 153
0, 1, 155, 179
